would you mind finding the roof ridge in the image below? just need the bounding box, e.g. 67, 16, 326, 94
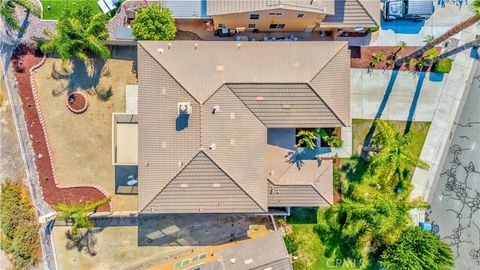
311, 160, 334, 205
355, 0, 380, 27
224, 84, 269, 128
138, 42, 202, 105
139, 150, 202, 212
308, 43, 350, 126
199, 150, 268, 212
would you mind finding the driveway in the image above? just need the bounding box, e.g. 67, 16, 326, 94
376, 0, 475, 46
429, 61, 480, 269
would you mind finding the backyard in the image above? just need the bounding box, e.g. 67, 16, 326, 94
52, 215, 272, 270
286, 119, 431, 269
33, 46, 138, 211
40, 0, 102, 20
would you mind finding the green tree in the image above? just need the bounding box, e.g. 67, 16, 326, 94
0, 180, 40, 270
132, 5, 176, 40
54, 197, 110, 236
380, 227, 455, 270
0, 0, 41, 30
40, 5, 110, 67
371, 119, 429, 189
396, 0, 480, 66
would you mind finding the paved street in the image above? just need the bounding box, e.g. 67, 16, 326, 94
429, 61, 480, 270
376, 0, 475, 46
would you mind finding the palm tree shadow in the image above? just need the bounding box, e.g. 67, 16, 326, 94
67, 58, 106, 93
361, 67, 400, 158
405, 72, 426, 134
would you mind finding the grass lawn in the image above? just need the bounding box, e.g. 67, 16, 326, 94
286, 119, 431, 269
40, 0, 102, 20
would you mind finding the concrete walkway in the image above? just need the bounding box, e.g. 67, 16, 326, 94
411, 24, 480, 201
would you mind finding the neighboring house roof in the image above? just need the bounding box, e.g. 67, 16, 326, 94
138, 41, 349, 213
208, 231, 293, 270
322, 0, 381, 28
206, 0, 335, 16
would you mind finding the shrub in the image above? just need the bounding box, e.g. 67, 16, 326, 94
433, 58, 453, 73
370, 52, 386, 67
0, 180, 40, 269
367, 26, 379, 33
283, 234, 299, 255
132, 5, 176, 40
424, 48, 439, 61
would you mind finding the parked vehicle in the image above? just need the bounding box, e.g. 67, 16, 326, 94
383, 0, 435, 22
419, 222, 440, 234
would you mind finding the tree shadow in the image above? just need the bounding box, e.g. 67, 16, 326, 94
110, 45, 138, 78
405, 72, 426, 134
67, 58, 106, 93
64, 227, 104, 256
341, 155, 370, 183
361, 68, 400, 157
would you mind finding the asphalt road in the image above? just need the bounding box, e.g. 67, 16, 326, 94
429, 61, 480, 270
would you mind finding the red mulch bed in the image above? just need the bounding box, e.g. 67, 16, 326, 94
350, 46, 441, 72
12, 48, 110, 212
67, 92, 87, 112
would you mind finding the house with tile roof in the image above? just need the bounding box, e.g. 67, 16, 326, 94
118, 41, 350, 214
108, 0, 380, 42
207, 0, 380, 33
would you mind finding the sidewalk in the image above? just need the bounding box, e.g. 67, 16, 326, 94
410, 24, 480, 200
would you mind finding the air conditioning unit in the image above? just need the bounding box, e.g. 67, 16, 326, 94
178, 102, 192, 115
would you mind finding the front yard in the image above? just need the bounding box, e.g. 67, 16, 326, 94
286, 119, 431, 269
34, 47, 137, 211
40, 0, 101, 20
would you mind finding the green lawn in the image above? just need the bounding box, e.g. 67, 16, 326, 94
286, 119, 431, 269
40, 0, 102, 20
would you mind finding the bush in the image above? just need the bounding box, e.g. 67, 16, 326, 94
433, 58, 453, 73
0, 180, 40, 269
132, 5, 176, 40
368, 26, 379, 33
370, 52, 386, 67
283, 234, 298, 255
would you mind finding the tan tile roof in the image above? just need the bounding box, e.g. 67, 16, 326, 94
206, 0, 335, 16
138, 41, 347, 213
227, 83, 343, 128
267, 144, 334, 205
322, 0, 380, 28
144, 151, 264, 213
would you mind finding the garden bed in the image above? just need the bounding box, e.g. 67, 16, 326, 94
11, 46, 110, 212
350, 46, 442, 72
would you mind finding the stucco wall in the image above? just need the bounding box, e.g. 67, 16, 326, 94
211, 8, 326, 32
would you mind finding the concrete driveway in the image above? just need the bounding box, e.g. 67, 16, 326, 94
376, 0, 475, 46
351, 68, 446, 121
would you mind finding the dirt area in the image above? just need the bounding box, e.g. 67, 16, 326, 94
52, 215, 272, 270
175, 30, 203, 40
12, 46, 111, 211
0, 73, 25, 182
350, 46, 442, 71
34, 47, 138, 211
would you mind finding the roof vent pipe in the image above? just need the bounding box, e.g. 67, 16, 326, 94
167, 43, 172, 49
209, 143, 216, 150
157, 48, 164, 54
236, 43, 242, 49
194, 43, 198, 50
212, 105, 220, 114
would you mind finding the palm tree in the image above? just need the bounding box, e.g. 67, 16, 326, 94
396, 0, 480, 66
296, 129, 320, 149
40, 6, 110, 68
393, 41, 407, 57
0, 0, 41, 30
54, 197, 110, 236
370, 120, 429, 189
435, 38, 480, 61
